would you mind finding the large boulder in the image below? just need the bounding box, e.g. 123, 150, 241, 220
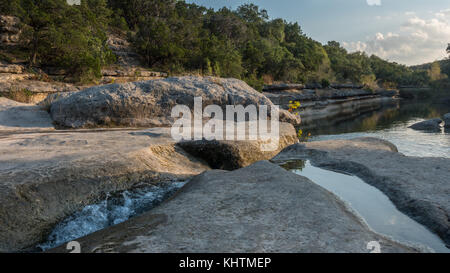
274, 137, 450, 246
408, 118, 442, 131
50, 76, 300, 128
47, 161, 417, 253
177, 122, 299, 170
443, 113, 450, 128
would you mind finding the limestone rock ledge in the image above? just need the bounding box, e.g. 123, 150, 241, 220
0, 128, 209, 252
274, 137, 450, 246
47, 161, 418, 253
178, 122, 299, 170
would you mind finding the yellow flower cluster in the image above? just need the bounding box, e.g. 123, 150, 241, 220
288, 100, 301, 116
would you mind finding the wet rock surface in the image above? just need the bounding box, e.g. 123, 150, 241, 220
274, 138, 450, 246
443, 113, 450, 128
47, 161, 418, 253
408, 118, 443, 131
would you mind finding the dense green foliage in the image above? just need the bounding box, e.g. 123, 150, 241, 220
1, 0, 115, 82
1, 0, 447, 88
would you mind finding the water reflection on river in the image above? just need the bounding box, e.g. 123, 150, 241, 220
303, 99, 450, 158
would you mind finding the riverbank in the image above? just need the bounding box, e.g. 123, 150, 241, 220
262, 84, 399, 130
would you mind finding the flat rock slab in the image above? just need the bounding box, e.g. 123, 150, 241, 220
48, 161, 417, 253
0, 97, 55, 133
0, 128, 209, 252
274, 137, 450, 246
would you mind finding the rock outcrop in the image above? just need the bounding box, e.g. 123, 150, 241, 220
443, 113, 450, 128
0, 62, 82, 104
99, 34, 167, 84
0, 97, 299, 252
262, 83, 305, 92
0, 128, 210, 252
47, 161, 418, 253
274, 138, 450, 246
50, 76, 300, 128
100, 67, 167, 85
264, 87, 398, 129
106, 34, 142, 67
408, 118, 442, 131
0, 16, 21, 46
177, 122, 298, 170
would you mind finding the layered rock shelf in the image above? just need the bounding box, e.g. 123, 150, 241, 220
0, 62, 167, 104
263, 84, 399, 129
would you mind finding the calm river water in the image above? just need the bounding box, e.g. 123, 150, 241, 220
304, 98, 450, 158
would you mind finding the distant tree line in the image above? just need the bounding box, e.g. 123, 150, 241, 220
0, 0, 446, 89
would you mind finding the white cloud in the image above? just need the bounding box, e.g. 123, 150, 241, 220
343, 13, 450, 65
367, 0, 381, 6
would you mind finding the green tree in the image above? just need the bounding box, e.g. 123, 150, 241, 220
428, 61, 442, 81
18, 0, 113, 81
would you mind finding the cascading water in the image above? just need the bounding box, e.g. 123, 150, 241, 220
38, 181, 187, 251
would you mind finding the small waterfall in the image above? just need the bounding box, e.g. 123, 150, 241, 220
38, 181, 186, 251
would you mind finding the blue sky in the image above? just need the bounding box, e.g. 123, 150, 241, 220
188, 0, 450, 65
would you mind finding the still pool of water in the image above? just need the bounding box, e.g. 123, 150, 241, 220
279, 160, 449, 253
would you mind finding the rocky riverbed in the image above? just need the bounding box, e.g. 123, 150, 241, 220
46, 161, 420, 253
273, 138, 450, 246
0, 76, 448, 253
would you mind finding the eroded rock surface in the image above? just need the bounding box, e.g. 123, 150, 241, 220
274, 138, 450, 246
178, 122, 298, 170
0, 16, 20, 45
47, 161, 418, 253
50, 76, 300, 128
0, 128, 209, 252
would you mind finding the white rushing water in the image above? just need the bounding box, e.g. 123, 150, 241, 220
38, 181, 186, 251
282, 160, 449, 253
